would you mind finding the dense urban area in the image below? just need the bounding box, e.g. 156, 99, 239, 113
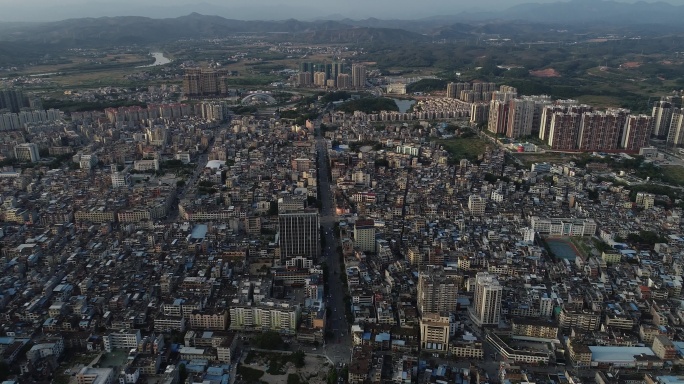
5, 8, 684, 384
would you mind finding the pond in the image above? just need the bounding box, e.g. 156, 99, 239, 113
392, 98, 415, 113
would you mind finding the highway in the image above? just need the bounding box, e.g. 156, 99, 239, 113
315, 130, 352, 365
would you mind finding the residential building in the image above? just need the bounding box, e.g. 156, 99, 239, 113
468, 195, 486, 216
652, 100, 674, 138
352, 65, 366, 88
652, 335, 676, 361
14, 143, 40, 162
420, 313, 450, 354
354, 219, 376, 253
622, 114, 652, 151
417, 266, 459, 315
103, 329, 142, 352
470, 272, 502, 326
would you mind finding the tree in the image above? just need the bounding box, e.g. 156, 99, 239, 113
326, 368, 338, 384
290, 350, 305, 368
254, 331, 285, 350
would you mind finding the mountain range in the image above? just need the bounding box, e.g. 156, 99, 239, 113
0, 0, 683, 47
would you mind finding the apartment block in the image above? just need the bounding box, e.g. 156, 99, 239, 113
420, 313, 450, 354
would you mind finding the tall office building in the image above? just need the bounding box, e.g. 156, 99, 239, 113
353, 219, 376, 253
417, 266, 459, 315
14, 143, 40, 162
351, 64, 367, 88
278, 210, 320, 264
470, 272, 502, 326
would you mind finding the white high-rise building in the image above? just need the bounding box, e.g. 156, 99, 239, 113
652, 100, 674, 138
470, 272, 502, 326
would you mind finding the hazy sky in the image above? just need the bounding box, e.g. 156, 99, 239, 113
1, 0, 684, 21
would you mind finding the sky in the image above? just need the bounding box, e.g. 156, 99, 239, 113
1, 0, 683, 22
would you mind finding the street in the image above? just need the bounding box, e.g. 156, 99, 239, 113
315, 129, 352, 365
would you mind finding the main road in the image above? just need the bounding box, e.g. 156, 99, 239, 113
315, 128, 352, 365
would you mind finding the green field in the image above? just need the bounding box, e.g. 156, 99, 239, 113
512, 152, 577, 167
661, 165, 684, 187
434, 136, 489, 161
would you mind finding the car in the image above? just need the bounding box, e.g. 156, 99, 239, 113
313, 348, 317, 351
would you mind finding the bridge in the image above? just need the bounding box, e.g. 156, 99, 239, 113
241, 93, 277, 105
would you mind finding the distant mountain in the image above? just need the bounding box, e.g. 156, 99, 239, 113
1, 0, 684, 48
0, 14, 360, 45
458, 0, 684, 25
286, 27, 429, 44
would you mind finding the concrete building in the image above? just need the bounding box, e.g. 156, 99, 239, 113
652, 335, 676, 361
103, 329, 142, 352
229, 301, 300, 335
354, 219, 376, 253
623, 114, 653, 151
14, 143, 40, 162
352, 64, 366, 88
420, 313, 450, 354
417, 266, 459, 315
76, 367, 114, 384
470, 272, 502, 326
577, 109, 629, 152
506, 96, 552, 138
278, 210, 320, 264
337, 73, 351, 89
468, 195, 486, 216
652, 100, 675, 138
530, 216, 597, 236
511, 318, 559, 340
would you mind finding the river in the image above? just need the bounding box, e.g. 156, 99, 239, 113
137, 52, 171, 68
392, 98, 416, 113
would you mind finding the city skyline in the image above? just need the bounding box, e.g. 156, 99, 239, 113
2, 0, 684, 22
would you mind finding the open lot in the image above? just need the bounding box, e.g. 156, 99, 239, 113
512, 152, 577, 167
238, 351, 330, 384
434, 136, 489, 162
